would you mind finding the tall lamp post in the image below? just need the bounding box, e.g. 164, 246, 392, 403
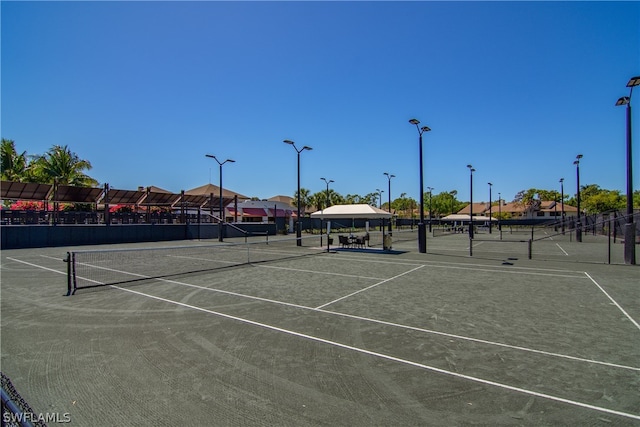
450, 191, 456, 215
574, 154, 583, 242
616, 75, 639, 265
559, 178, 565, 235
488, 182, 493, 234
427, 187, 434, 232
376, 189, 384, 209
205, 154, 235, 242
467, 165, 475, 242
284, 140, 313, 246
320, 177, 333, 248
384, 172, 395, 232
409, 119, 431, 253
497, 192, 502, 233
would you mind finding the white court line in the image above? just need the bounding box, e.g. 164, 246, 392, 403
466, 241, 484, 250
9, 255, 640, 373
106, 268, 640, 373
35, 255, 610, 367
256, 264, 383, 281
315, 265, 425, 309
6, 257, 68, 275
298, 251, 588, 274
328, 253, 586, 278
412, 263, 584, 279
7, 256, 640, 370
556, 243, 569, 256
151, 273, 640, 372
111, 285, 640, 422
584, 272, 640, 332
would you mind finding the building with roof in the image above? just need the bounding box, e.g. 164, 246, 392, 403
457, 200, 578, 220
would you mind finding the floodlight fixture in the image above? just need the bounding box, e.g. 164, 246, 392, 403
626, 76, 640, 87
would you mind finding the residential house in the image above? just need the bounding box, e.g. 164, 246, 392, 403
458, 200, 578, 219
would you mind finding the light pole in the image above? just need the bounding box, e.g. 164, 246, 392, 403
427, 187, 434, 232
376, 189, 384, 209
450, 191, 456, 215
467, 165, 475, 242
384, 172, 395, 232
574, 154, 583, 242
205, 154, 235, 242
320, 177, 333, 249
321, 177, 334, 208
488, 182, 493, 234
616, 75, 639, 265
498, 192, 502, 233
284, 140, 312, 246
559, 178, 565, 235
409, 119, 431, 253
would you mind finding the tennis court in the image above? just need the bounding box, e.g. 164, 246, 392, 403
1, 232, 639, 426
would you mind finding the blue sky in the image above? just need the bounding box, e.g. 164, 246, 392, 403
2, 1, 639, 203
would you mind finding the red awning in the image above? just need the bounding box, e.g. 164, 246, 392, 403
242, 208, 267, 216
269, 208, 292, 216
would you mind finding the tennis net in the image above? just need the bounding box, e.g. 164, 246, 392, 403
65, 235, 323, 295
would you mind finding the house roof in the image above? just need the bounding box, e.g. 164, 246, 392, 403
543, 202, 577, 212
457, 203, 491, 215
267, 195, 293, 204
497, 202, 528, 213
185, 183, 249, 200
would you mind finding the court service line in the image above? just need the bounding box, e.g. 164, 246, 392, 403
318, 308, 640, 372
322, 252, 587, 274
466, 241, 484, 250
111, 285, 640, 422
315, 265, 425, 310
6, 257, 68, 275
10, 256, 640, 372
555, 243, 569, 256
146, 274, 640, 373
255, 264, 383, 281
308, 253, 586, 279
584, 272, 640, 332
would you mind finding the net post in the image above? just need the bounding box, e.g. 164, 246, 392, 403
528, 239, 532, 259
608, 217, 612, 265
65, 252, 73, 296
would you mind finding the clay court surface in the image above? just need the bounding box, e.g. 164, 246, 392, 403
1, 231, 639, 426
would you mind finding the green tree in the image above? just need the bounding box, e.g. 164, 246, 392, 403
430, 191, 461, 217
309, 189, 346, 211
292, 187, 312, 212
581, 186, 625, 214
308, 192, 324, 211
514, 188, 539, 208
392, 193, 417, 218
1, 138, 29, 181
344, 194, 362, 204
30, 145, 98, 186
362, 192, 378, 206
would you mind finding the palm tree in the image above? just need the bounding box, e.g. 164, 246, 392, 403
292, 187, 311, 212
1, 139, 29, 181
30, 145, 98, 186
344, 194, 361, 204
309, 192, 326, 211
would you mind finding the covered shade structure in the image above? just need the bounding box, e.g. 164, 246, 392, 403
310, 204, 392, 219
